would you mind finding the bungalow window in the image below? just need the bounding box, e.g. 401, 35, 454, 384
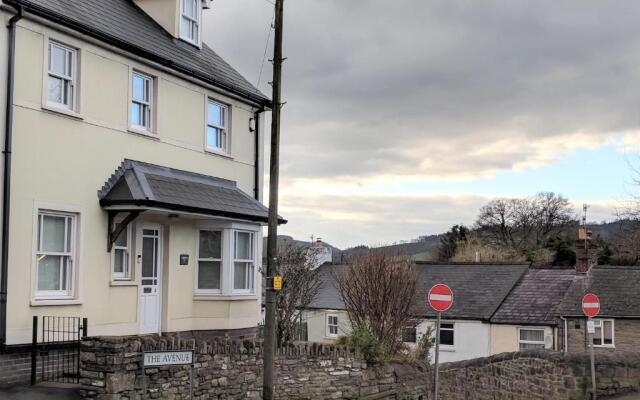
592, 319, 614, 347
47, 41, 76, 110
196, 230, 222, 292
111, 226, 131, 280
131, 72, 153, 132
518, 328, 545, 350
402, 327, 417, 343
207, 100, 228, 153
326, 314, 339, 337
233, 231, 255, 292
35, 211, 76, 298
439, 323, 454, 346
180, 0, 200, 44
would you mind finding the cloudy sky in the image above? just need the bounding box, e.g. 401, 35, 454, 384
205, 1, 640, 248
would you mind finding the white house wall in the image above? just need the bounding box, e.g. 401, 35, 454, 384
416, 319, 491, 363
3, 13, 264, 344
303, 310, 351, 344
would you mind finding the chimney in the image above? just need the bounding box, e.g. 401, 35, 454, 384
575, 228, 598, 274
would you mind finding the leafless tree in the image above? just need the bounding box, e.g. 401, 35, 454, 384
335, 250, 418, 355
273, 243, 322, 345
475, 192, 576, 252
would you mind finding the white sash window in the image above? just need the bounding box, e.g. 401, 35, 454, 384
180, 0, 200, 44
47, 42, 76, 110
35, 211, 76, 298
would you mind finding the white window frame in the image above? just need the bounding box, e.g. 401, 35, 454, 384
195, 229, 223, 295
232, 230, 256, 294
46, 41, 77, 111
130, 71, 154, 133
517, 328, 546, 350
592, 319, 615, 348
326, 314, 339, 337
111, 224, 132, 281
34, 210, 77, 299
206, 99, 229, 154
180, 0, 201, 45
439, 322, 455, 347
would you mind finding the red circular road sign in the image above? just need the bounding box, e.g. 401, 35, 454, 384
428, 284, 453, 312
582, 293, 601, 318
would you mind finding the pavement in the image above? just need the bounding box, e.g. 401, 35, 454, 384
0, 385, 80, 399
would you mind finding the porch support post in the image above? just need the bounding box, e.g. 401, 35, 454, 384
107, 210, 142, 252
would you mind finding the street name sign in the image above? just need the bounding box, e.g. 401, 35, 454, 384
582, 293, 601, 318
143, 350, 194, 367
428, 284, 453, 312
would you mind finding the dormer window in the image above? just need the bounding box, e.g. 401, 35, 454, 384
180, 0, 200, 45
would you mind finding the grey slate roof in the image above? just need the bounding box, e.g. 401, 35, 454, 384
556, 266, 640, 318
306, 264, 348, 311
305, 263, 530, 322
99, 160, 283, 224
5, 0, 269, 105
490, 268, 576, 325
415, 263, 529, 320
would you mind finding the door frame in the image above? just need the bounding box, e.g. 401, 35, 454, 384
137, 222, 163, 334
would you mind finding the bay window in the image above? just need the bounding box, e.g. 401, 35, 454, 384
35, 211, 76, 298
197, 230, 222, 293
47, 41, 76, 110
233, 231, 255, 292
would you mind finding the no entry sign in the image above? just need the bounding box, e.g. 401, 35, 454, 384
428, 284, 453, 312
582, 293, 601, 318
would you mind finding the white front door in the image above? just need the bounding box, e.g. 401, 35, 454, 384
139, 224, 162, 334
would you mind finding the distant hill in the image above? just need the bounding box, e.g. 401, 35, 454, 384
342, 234, 442, 262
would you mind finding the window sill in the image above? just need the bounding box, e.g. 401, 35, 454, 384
31, 299, 82, 307
204, 148, 233, 160
110, 280, 137, 287
42, 104, 83, 120
128, 127, 159, 139
439, 346, 456, 352
194, 294, 258, 301
593, 345, 615, 349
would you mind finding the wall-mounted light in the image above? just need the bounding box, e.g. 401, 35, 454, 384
249, 117, 256, 133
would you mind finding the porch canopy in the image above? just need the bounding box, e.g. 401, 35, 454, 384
98, 159, 283, 250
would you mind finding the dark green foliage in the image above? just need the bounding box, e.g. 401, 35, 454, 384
436, 225, 470, 261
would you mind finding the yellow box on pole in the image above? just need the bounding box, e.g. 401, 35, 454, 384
273, 275, 282, 291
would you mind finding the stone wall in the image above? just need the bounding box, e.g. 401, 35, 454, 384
438, 350, 640, 400
565, 318, 640, 354
79, 334, 429, 399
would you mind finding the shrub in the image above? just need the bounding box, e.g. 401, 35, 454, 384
343, 324, 384, 363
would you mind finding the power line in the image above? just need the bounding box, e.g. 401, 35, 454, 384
256, 9, 275, 89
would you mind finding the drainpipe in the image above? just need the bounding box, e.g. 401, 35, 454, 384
560, 316, 568, 353
0, 4, 23, 352
253, 108, 264, 201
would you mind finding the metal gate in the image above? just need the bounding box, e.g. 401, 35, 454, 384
30, 316, 87, 385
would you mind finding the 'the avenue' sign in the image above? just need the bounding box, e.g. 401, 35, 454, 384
143, 350, 194, 367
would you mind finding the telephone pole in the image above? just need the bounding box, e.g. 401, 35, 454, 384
263, 0, 285, 399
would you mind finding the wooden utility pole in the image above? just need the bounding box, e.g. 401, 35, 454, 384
263, 0, 285, 399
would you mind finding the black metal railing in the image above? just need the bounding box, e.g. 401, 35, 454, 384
31, 316, 87, 385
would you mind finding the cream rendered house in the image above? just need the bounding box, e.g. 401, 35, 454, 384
0, 0, 275, 349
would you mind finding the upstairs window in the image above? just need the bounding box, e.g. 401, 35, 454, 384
326, 315, 339, 337
35, 211, 76, 298
47, 41, 76, 110
518, 328, 545, 350
233, 231, 255, 293
180, 0, 200, 44
131, 72, 153, 132
592, 319, 614, 347
207, 100, 228, 153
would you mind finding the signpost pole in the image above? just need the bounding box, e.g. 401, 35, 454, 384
589, 317, 597, 400
434, 311, 441, 400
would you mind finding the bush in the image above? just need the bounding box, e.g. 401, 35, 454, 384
340, 324, 384, 363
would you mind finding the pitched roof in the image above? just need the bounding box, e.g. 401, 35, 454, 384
306, 264, 347, 311
415, 263, 529, 320
305, 263, 529, 322
5, 0, 269, 105
99, 159, 283, 224
556, 265, 640, 318
490, 268, 576, 325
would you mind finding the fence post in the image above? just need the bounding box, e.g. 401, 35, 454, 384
82, 318, 88, 338
30, 316, 37, 385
